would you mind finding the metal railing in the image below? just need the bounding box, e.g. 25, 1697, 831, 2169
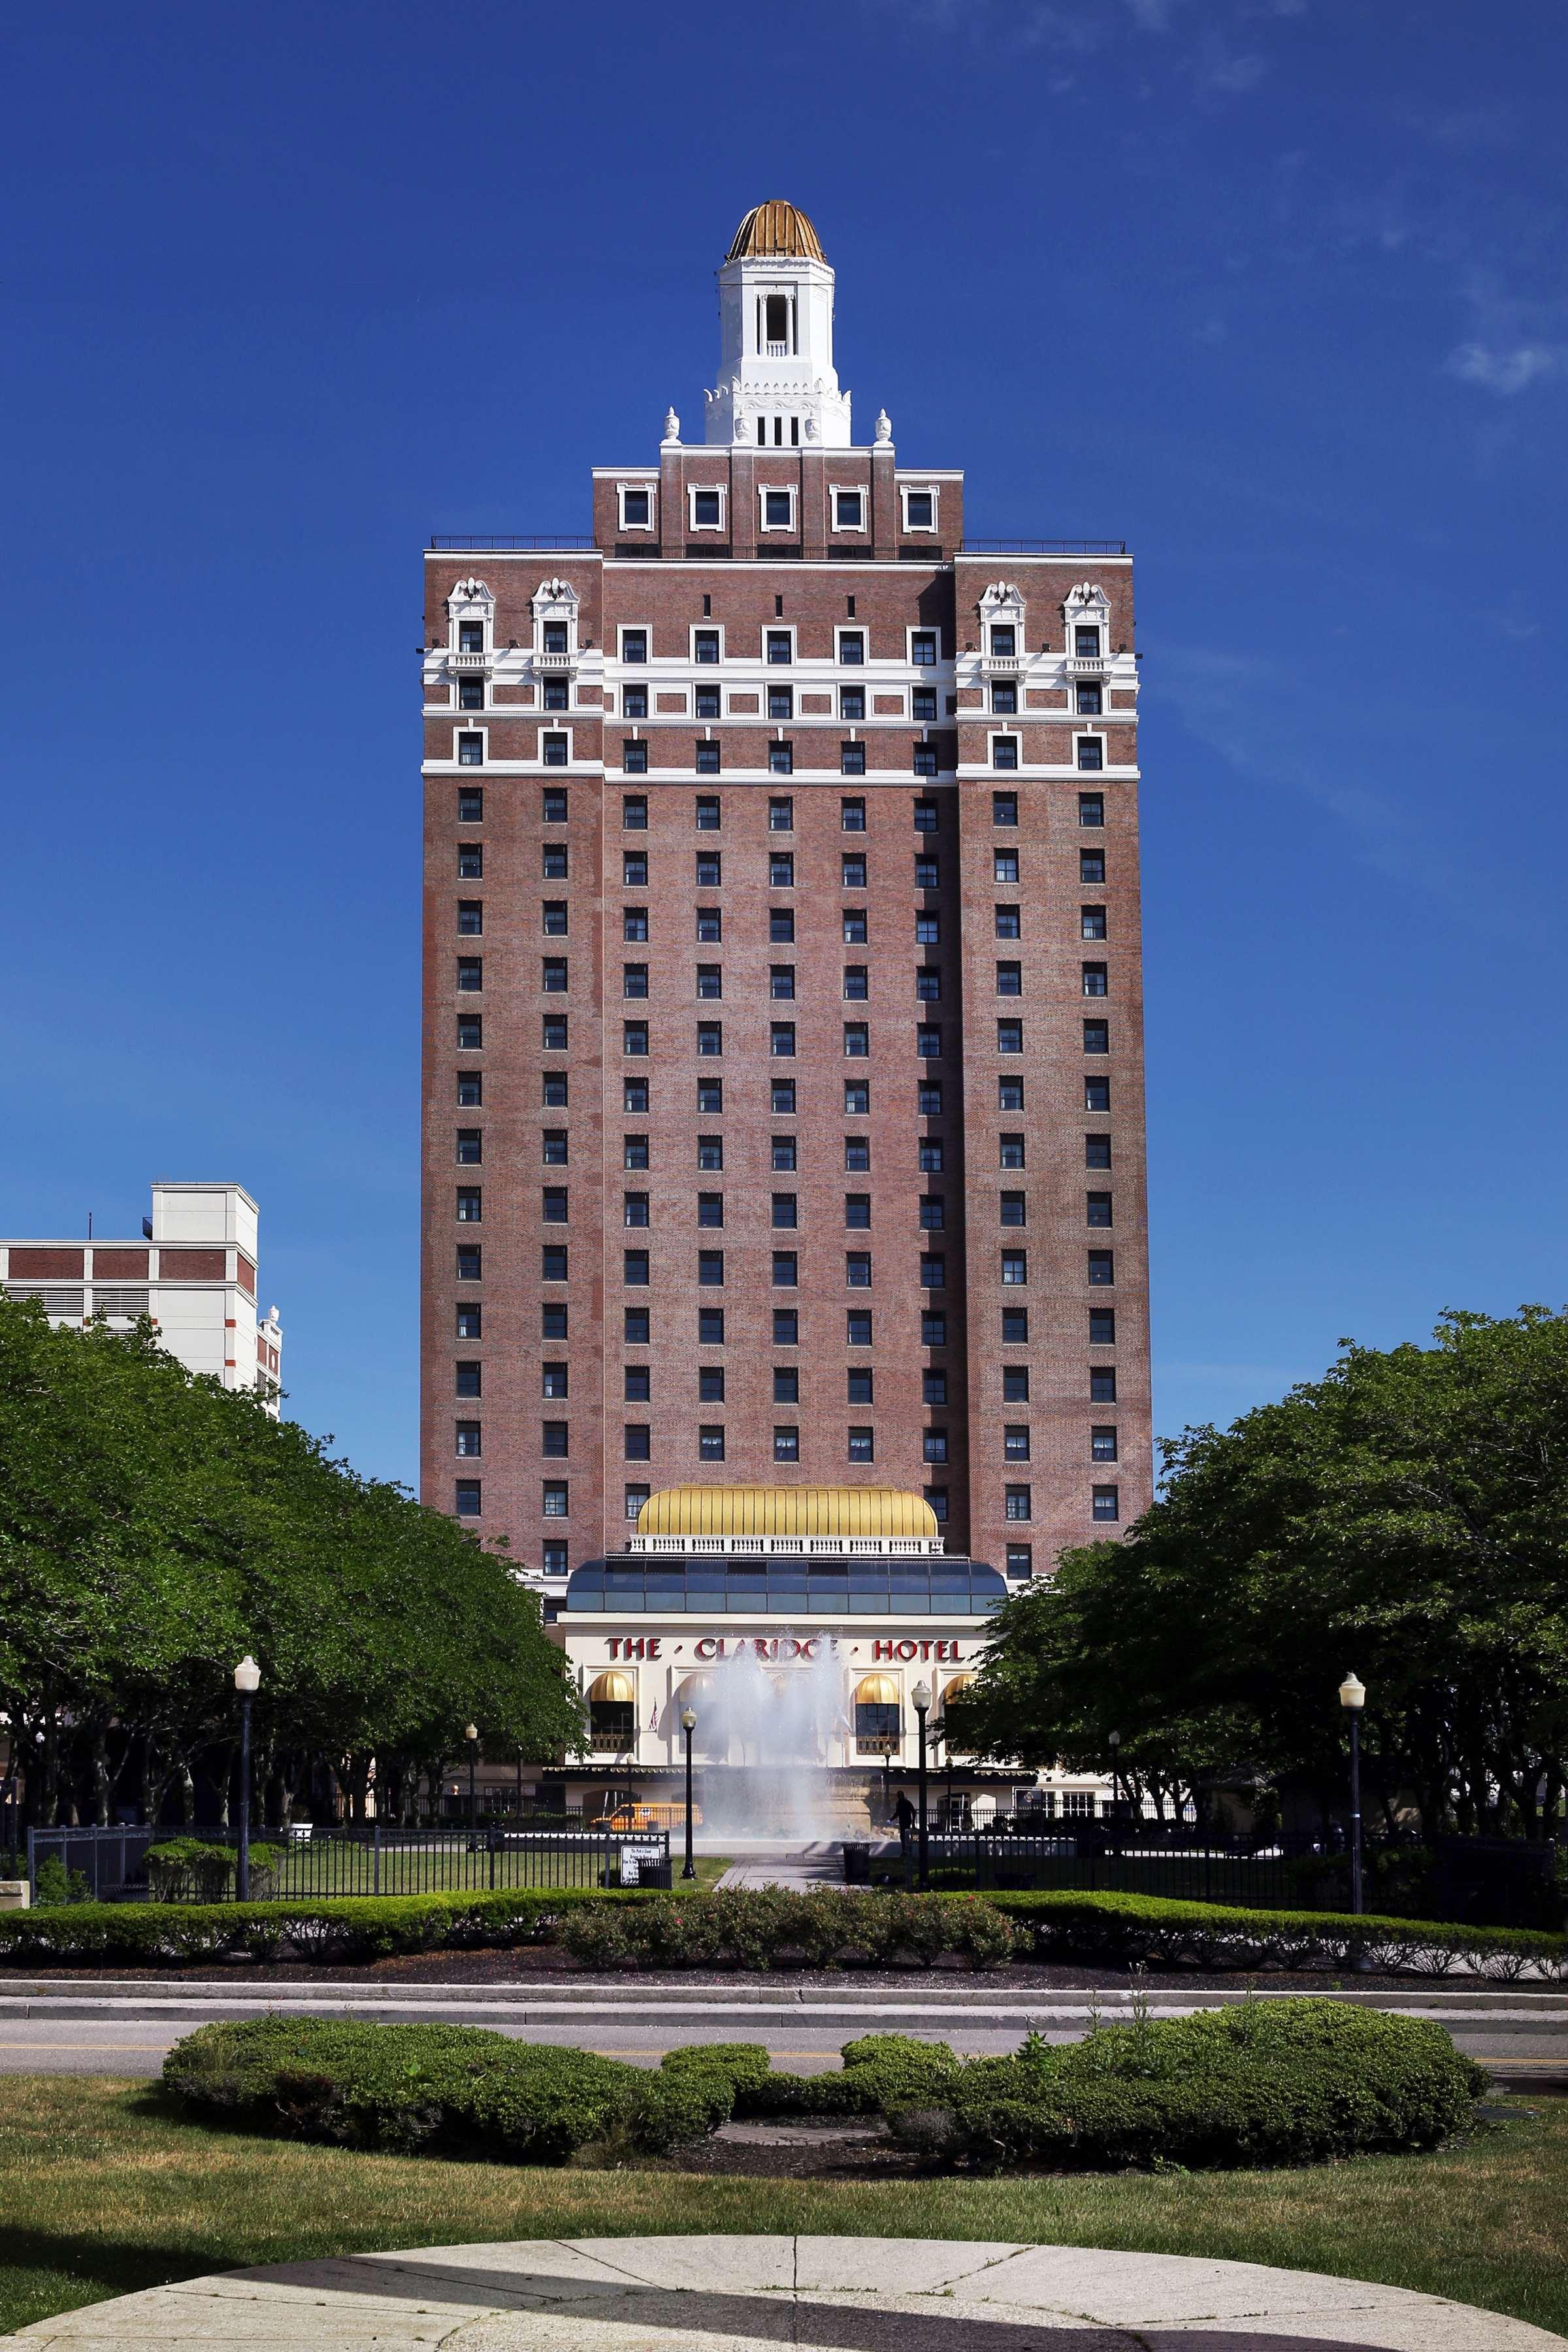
26, 1823, 672, 1902
429, 535, 598, 552
959, 538, 1128, 556
854, 1833, 1324, 1910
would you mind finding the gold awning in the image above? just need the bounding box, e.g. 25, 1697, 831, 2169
587, 1671, 634, 1705
636, 1486, 938, 1539
853, 1674, 901, 1707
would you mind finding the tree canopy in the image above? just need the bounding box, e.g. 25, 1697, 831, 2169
0, 1298, 582, 1826
945, 1309, 1568, 1838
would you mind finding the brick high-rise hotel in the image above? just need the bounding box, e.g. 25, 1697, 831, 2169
421, 202, 1151, 1684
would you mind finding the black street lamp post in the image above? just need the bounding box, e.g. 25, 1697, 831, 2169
233, 1656, 261, 1901
1339, 1673, 1365, 1914
912, 1679, 932, 1891
681, 1707, 697, 1881
465, 1723, 480, 1849
1108, 1727, 1122, 1852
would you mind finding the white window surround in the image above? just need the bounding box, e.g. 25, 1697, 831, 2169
687, 483, 728, 532
900, 482, 940, 533
830, 485, 868, 532
1073, 730, 1107, 768
1062, 581, 1112, 655
452, 726, 489, 761
758, 483, 799, 533
617, 625, 651, 664
531, 577, 581, 657
762, 625, 798, 662
616, 483, 657, 532
540, 730, 572, 760
445, 576, 495, 651
977, 580, 1026, 657
906, 625, 943, 665
986, 729, 1021, 770
689, 623, 727, 662
834, 625, 867, 666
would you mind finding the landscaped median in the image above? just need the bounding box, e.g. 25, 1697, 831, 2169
0, 1884, 1561, 1976
162, 2001, 1487, 2174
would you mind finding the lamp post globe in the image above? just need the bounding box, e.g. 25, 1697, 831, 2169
1338, 1673, 1366, 1914
680, 1706, 698, 1882
911, 1681, 932, 1892
233, 1657, 261, 1901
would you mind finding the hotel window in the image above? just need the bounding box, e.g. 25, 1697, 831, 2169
698, 1250, 725, 1286
457, 957, 482, 992
762, 489, 796, 531
768, 796, 794, 831
1092, 1426, 1119, 1462
772, 1135, 797, 1169
913, 799, 939, 834
625, 1484, 650, 1522
770, 852, 794, 887
696, 741, 721, 774
775, 1309, 799, 1345
542, 841, 568, 877
696, 683, 720, 718
1084, 1019, 1109, 1054
1088, 1250, 1115, 1286
770, 1021, 796, 1057
698, 1077, 723, 1113
1075, 625, 1102, 658
1087, 1192, 1113, 1228
699, 1367, 725, 1401
694, 794, 721, 831
1090, 1306, 1117, 1344
844, 1135, 870, 1171
458, 733, 483, 765
847, 1367, 874, 1405
545, 732, 576, 769
1083, 962, 1108, 997
1000, 1134, 1025, 1169
847, 1309, 873, 1345
542, 1422, 569, 1458
542, 1481, 568, 1518
1005, 1426, 1030, 1461
997, 1020, 1023, 1054
543, 1301, 567, 1337
457, 785, 483, 822
1077, 679, 1103, 714
845, 1078, 870, 1114
622, 794, 649, 830
622, 907, 649, 944
843, 909, 868, 945
621, 740, 647, 774
915, 968, 941, 1001
1003, 1365, 1029, 1403
623, 1365, 649, 1399
456, 1188, 482, 1222
542, 1186, 568, 1224
770, 965, 796, 1000
833, 488, 864, 530
915, 915, 939, 948
542, 1364, 569, 1399
919, 1253, 946, 1289
995, 907, 1021, 944
918, 1079, 943, 1114
622, 684, 648, 718
1092, 1485, 1120, 1522
1086, 1135, 1112, 1170
457, 842, 483, 879
918, 1139, 943, 1171
766, 629, 792, 664
455, 1423, 482, 1458
624, 1192, 651, 1228
691, 489, 723, 531
843, 965, 868, 1001
625, 1425, 651, 1460
912, 744, 938, 777
624, 1249, 649, 1285
1002, 1307, 1028, 1343
838, 629, 865, 666
542, 1016, 568, 1051
914, 855, 939, 890
848, 1428, 875, 1462
455, 1481, 481, 1516
923, 1431, 948, 1463
623, 1020, 649, 1056
625, 1076, 649, 1112
917, 1024, 942, 1058
843, 1022, 870, 1058
992, 792, 1019, 828
768, 684, 794, 723
992, 736, 1019, 772
903, 489, 936, 531
1006, 1544, 1032, 1578
920, 1309, 945, 1347
922, 1369, 947, 1407
772, 1194, 798, 1228
919, 1197, 944, 1230
911, 688, 937, 723
772, 1078, 796, 1113
1001, 1251, 1028, 1286
542, 901, 568, 936
621, 962, 647, 998
1079, 791, 1104, 826
699, 1307, 725, 1344
621, 629, 648, 662
1005, 1486, 1032, 1522
1081, 850, 1105, 887
774, 1427, 800, 1462
697, 1135, 723, 1171
458, 1014, 483, 1051
1092, 1365, 1117, 1403
1000, 1192, 1026, 1227
994, 849, 1019, 883
693, 628, 721, 664
774, 1371, 800, 1411
698, 1021, 723, 1055
840, 686, 865, 723
695, 911, 724, 948
1085, 1073, 1111, 1111
619, 487, 651, 528
990, 681, 1017, 715
700, 1426, 727, 1461
910, 629, 938, 665
542, 787, 568, 823
773, 1252, 798, 1286
455, 1361, 482, 1399
455, 1129, 482, 1165
841, 852, 868, 889
924, 1486, 950, 1523
623, 851, 649, 887
996, 961, 1022, 996
697, 964, 723, 999
846, 1251, 872, 1288
1082, 905, 1107, 940
457, 1304, 482, 1340
845, 1194, 871, 1229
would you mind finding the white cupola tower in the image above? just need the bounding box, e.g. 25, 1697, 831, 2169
703, 201, 853, 451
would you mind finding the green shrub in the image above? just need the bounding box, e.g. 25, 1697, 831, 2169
559, 1887, 1019, 1972
30, 1857, 91, 1908
144, 1840, 282, 1903
885, 1999, 1486, 2170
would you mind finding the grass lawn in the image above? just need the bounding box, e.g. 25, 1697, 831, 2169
0, 2079, 1565, 2341
242, 1849, 734, 1899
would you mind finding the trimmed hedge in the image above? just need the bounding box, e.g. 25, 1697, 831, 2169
1, 1884, 1561, 1979
145, 1839, 282, 1903
162, 2003, 1484, 2172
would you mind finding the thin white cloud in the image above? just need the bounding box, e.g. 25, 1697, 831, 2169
1443, 341, 1563, 395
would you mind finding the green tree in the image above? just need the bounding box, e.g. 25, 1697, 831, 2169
0, 1298, 583, 1827
946, 1309, 1568, 1838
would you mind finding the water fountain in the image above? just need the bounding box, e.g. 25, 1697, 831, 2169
664, 1639, 862, 1844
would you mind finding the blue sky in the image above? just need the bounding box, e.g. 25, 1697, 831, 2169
2, 1, 1563, 1488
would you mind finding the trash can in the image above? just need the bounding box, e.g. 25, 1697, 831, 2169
841, 1842, 872, 1885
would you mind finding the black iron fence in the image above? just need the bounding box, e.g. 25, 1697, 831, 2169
26, 1824, 672, 1904
851, 1834, 1326, 1910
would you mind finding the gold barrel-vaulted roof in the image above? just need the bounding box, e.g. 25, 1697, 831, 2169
726, 201, 826, 263
637, 1485, 938, 1540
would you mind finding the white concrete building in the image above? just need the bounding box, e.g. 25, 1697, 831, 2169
0, 1181, 283, 1413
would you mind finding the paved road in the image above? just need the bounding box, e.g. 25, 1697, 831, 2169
5, 2012, 1568, 2083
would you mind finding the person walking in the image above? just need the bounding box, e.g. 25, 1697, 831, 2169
894, 1791, 915, 1857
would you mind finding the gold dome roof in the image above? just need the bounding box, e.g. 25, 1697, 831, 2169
636, 1485, 937, 1539
726, 201, 825, 263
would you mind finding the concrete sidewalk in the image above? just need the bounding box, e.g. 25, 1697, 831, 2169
11, 2234, 1565, 2348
